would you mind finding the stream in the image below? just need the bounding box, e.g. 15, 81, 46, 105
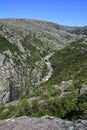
36, 53, 54, 86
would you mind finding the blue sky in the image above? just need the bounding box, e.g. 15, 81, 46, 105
0, 0, 87, 26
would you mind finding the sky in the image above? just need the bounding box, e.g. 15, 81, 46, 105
0, 0, 87, 26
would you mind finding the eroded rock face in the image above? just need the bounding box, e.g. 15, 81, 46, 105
0, 24, 46, 104
0, 116, 87, 130
0, 54, 10, 103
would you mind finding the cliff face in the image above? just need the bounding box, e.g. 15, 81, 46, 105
0, 19, 87, 104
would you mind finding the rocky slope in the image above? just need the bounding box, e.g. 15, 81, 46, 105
0, 116, 87, 130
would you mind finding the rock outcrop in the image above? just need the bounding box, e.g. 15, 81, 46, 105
0, 116, 87, 130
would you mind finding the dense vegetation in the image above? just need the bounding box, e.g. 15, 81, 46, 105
50, 41, 87, 84
0, 41, 87, 120
0, 35, 21, 54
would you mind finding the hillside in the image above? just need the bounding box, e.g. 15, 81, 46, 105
0, 19, 87, 120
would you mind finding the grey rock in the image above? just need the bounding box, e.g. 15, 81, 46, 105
0, 116, 87, 130
80, 84, 87, 95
